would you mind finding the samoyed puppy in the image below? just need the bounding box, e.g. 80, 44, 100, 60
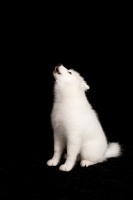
47, 63, 121, 171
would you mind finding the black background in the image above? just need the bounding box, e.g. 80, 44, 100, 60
1, 5, 132, 199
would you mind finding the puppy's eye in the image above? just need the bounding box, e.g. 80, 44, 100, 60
68, 71, 72, 74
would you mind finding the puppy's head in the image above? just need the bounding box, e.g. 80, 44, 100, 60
53, 63, 89, 91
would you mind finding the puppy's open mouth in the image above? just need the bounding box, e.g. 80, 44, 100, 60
55, 67, 61, 75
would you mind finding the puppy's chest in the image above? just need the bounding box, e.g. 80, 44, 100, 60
52, 103, 80, 119
51, 103, 85, 132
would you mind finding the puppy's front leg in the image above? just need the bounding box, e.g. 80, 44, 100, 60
59, 135, 81, 171
47, 133, 65, 166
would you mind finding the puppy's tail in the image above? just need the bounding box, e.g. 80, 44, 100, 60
105, 142, 121, 159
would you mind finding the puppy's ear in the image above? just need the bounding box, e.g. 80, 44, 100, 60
81, 80, 90, 91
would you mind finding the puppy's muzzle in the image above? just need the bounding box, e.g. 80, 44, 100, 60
54, 64, 62, 74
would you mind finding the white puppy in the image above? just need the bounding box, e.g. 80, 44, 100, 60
47, 64, 121, 171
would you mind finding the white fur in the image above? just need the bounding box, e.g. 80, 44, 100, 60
47, 65, 121, 171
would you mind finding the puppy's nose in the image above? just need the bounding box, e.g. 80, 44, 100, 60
54, 66, 59, 71
56, 63, 62, 67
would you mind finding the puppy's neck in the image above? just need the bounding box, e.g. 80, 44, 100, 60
54, 81, 86, 103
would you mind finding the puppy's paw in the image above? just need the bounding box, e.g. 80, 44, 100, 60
80, 160, 93, 167
46, 159, 58, 166
59, 164, 72, 172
